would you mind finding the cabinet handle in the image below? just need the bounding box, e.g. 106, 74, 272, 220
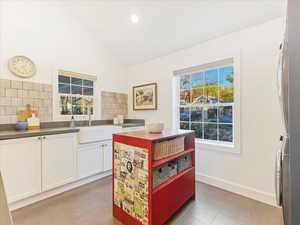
38, 137, 41, 140
43, 136, 46, 139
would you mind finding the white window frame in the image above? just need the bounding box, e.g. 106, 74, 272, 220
173, 56, 241, 153
52, 70, 99, 121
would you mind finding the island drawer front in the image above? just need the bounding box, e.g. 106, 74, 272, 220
152, 168, 195, 225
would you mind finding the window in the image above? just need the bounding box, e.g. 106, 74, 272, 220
176, 58, 237, 146
57, 70, 95, 116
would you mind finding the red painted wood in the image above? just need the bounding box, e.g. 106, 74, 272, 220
116, 129, 194, 142
113, 204, 143, 225
148, 143, 153, 225
152, 167, 195, 194
152, 148, 195, 168
152, 168, 195, 225
113, 134, 152, 149
113, 131, 195, 225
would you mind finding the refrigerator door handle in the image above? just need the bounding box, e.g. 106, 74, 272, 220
275, 149, 282, 206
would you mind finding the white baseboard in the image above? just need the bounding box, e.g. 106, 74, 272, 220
9, 170, 112, 211
196, 173, 277, 207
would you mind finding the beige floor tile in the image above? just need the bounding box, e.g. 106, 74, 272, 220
12, 177, 283, 225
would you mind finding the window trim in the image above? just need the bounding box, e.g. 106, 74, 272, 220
173, 55, 241, 153
53, 69, 99, 121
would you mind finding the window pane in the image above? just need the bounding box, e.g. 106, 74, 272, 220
204, 87, 219, 104
180, 74, 190, 90
180, 122, 190, 130
83, 106, 93, 115
204, 123, 218, 140
220, 87, 233, 103
180, 74, 191, 105
219, 66, 233, 88
220, 66, 234, 103
191, 88, 205, 104
191, 72, 204, 88
219, 106, 233, 123
71, 85, 82, 95
58, 75, 70, 84
180, 107, 190, 121
203, 107, 218, 122
71, 77, 82, 86
205, 69, 218, 86
191, 123, 203, 139
82, 98, 93, 115
83, 79, 93, 87
180, 90, 191, 105
83, 87, 93, 96
219, 124, 233, 142
191, 107, 202, 122
72, 96, 82, 106
60, 96, 72, 115
58, 84, 70, 94
72, 105, 83, 115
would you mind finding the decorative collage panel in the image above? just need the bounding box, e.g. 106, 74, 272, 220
114, 142, 149, 225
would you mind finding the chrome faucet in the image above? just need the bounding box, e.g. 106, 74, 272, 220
87, 103, 92, 126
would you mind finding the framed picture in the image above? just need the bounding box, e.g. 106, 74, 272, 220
133, 83, 157, 110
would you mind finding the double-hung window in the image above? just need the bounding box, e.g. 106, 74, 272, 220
57, 70, 96, 116
174, 58, 239, 150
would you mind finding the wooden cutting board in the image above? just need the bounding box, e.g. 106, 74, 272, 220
16, 104, 39, 122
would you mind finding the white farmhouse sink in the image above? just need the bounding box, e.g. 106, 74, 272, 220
78, 125, 122, 144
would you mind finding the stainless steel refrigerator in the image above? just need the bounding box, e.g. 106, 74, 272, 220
276, 34, 291, 225
277, 2, 300, 224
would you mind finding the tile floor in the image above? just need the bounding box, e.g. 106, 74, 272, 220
12, 176, 283, 225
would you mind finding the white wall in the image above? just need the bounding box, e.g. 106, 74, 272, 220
0, 2, 127, 120
127, 18, 285, 205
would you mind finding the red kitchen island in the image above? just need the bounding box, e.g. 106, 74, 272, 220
113, 129, 195, 225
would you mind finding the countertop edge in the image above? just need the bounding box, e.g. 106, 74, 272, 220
0, 122, 145, 141
0, 128, 80, 141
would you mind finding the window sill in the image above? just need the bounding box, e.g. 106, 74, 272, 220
195, 139, 240, 154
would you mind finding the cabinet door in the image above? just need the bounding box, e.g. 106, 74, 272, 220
42, 133, 77, 191
78, 142, 103, 179
103, 141, 113, 171
0, 137, 42, 203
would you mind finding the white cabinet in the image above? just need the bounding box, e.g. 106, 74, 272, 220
42, 133, 77, 191
0, 137, 42, 203
77, 140, 113, 178
78, 142, 103, 179
103, 141, 112, 171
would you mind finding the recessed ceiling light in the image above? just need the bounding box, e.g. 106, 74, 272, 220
130, 14, 139, 24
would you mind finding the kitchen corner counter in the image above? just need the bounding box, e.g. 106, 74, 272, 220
0, 127, 80, 141
0, 119, 145, 141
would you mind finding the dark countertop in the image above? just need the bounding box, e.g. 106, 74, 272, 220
0, 127, 80, 141
117, 123, 145, 128
0, 121, 145, 141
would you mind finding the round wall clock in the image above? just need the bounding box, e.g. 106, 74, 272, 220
8, 56, 36, 78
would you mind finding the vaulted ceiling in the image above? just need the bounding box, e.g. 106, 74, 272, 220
2, 0, 287, 66
67, 1, 286, 65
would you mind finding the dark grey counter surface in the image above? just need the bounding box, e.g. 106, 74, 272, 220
0, 127, 80, 141
0, 120, 145, 141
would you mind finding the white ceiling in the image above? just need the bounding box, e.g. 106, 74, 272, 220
3, 0, 286, 66
65, 1, 286, 65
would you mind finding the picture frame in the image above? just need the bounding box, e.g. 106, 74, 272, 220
133, 83, 157, 110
